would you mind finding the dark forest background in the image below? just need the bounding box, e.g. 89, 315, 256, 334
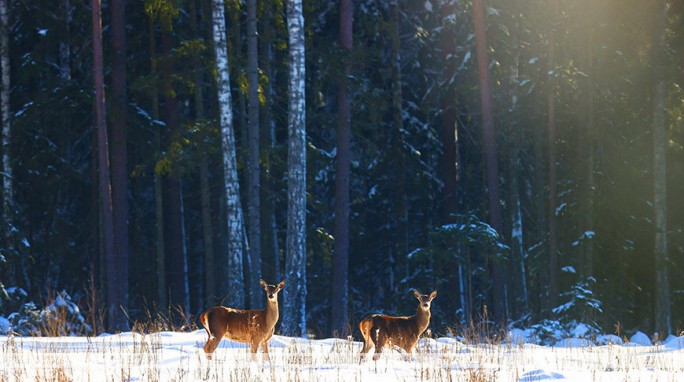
1, 0, 683, 341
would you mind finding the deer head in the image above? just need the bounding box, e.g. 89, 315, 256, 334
260, 279, 285, 302
414, 289, 437, 311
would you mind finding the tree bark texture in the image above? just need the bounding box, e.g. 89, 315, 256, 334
110, 0, 129, 325
652, 0, 671, 337
212, 0, 246, 308
247, 0, 262, 310
160, 16, 189, 314
0, 0, 16, 287
546, 1, 559, 312
331, 0, 353, 338
92, 0, 124, 331
283, 0, 307, 337
472, 0, 506, 322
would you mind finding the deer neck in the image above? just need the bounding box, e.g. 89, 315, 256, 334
264, 298, 279, 326
413, 307, 431, 331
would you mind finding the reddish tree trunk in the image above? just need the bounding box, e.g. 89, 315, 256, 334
91, 0, 123, 331
472, 0, 506, 322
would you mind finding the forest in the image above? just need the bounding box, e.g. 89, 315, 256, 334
0, 0, 683, 342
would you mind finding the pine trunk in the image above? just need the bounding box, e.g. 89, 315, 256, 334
0, 0, 15, 286
147, 15, 167, 309
246, 0, 262, 309
110, 0, 129, 328
390, 0, 407, 296
91, 0, 122, 331
472, 0, 506, 322
260, 0, 281, 283
546, 1, 559, 312
331, 0, 353, 338
652, 0, 671, 338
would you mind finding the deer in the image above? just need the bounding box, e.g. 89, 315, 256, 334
199, 279, 285, 362
359, 289, 437, 361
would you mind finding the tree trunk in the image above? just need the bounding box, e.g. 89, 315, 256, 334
160, 11, 189, 314
472, 0, 506, 322
110, 0, 129, 327
578, 4, 595, 323
146, 13, 167, 309
188, 0, 216, 308
546, 1, 559, 312
91, 0, 123, 331
246, 0, 262, 309
0, 0, 16, 287
390, 0, 407, 297
652, 0, 671, 338
331, 0, 353, 338
282, 0, 307, 337
507, 8, 529, 316
212, 0, 246, 308
260, 0, 281, 283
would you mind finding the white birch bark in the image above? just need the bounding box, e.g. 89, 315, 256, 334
212, 0, 245, 307
282, 0, 307, 337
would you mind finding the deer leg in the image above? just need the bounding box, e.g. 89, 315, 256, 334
203, 335, 222, 360
359, 338, 374, 363
249, 340, 259, 362
402, 346, 414, 362
261, 341, 271, 363
372, 332, 387, 361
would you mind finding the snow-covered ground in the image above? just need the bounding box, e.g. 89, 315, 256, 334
1, 330, 683, 381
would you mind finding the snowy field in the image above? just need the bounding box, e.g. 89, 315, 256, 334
1, 331, 684, 381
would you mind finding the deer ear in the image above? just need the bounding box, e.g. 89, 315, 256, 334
277, 281, 285, 290
260, 279, 268, 289
413, 289, 422, 299
430, 290, 437, 300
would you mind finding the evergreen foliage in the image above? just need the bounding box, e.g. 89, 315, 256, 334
0, 0, 682, 337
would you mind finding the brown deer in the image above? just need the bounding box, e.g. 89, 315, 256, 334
199, 279, 285, 362
359, 289, 437, 361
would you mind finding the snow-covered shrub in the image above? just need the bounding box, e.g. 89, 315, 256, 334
0, 315, 9, 334
8, 290, 92, 336
530, 319, 565, 345
0, 286, 28, 316
627, 331, 652, 346
595, 334, 624, 345
528, 319, 601, 346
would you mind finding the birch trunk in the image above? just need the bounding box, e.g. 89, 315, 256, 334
282, 0, 307, 337
212, 0, 245, 307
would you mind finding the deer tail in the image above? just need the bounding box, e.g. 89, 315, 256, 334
359, 317, 372, 344
200, 311, 214, 339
